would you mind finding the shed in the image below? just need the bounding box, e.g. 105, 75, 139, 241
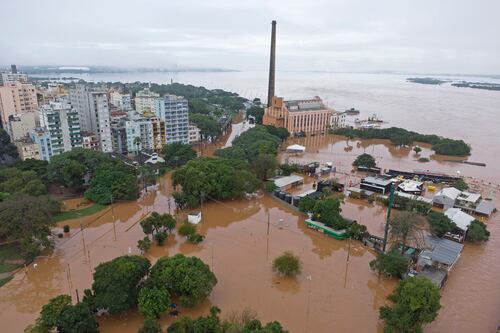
474, 200, 496, 217
419, 236, 464, 269
286, 144, 306, 153
432, 187, 461, 210
187, 211, 202, 224
271, 175, 304, 190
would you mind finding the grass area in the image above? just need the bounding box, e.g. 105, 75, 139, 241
0, 276, 13, 287
0, 262, 21, 273
53, 203, 107, 223
0, 244, 23, 262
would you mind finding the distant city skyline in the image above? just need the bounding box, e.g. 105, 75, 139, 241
1, 0, 499, 75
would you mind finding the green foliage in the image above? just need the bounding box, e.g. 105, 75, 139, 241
37, 294, 72, 330
137, 236, 152, 253
92, 255, 151, 314
187, 233, 205, 244
369, 250, 409, 278
466, 220, 490, 242
265, 181, 277, 193
84, 163, 138, 204
229, 126, 282, 161
272, 251, 302, 277
380, 277, 441, 333
334, 127, 471, 156
352, 153, 376, 168
172, 157, 260, 204
214, 146, 247, 160
149, 254, 217, 307
57, 302, 99, 333
390, 212, 424, 254
348, 222, 368, 240
140, 212, 177, 237
0, 167, 47, 198
52, 203, 107, 223
178, 222, 196, 237
413, 146, 422, 154
154, 231, 168, 246
298, 196, 316, 213
426, 212, 455, 237
279, 164, 299, 176
138, 285, 171, 319
383, 194, 431, 215
162, 142, 197, 168
246, 106, 265, 124
139, 318, 163, 333
0, 195, 60, 260
453, 178, 469, 191
263, 125, 290, 141
252, 154, 278, 180
190, 114, 221, 140
14, 159, 49, 182
312, 197, 349, 230
0, 128, 18, 164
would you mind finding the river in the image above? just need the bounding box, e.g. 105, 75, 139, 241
0, 72, 499, 332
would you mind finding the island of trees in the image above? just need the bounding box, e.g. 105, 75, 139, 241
333, 127, 471, 156
407, 77, 446, 85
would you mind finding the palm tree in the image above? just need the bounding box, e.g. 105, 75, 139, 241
134, 136, 142, 156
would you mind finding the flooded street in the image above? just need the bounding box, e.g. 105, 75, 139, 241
0, 123, 499, 332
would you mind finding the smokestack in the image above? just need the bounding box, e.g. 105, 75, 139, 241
267, 20, 277, 107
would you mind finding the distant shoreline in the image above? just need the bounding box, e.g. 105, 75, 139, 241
407, 77, 500, 91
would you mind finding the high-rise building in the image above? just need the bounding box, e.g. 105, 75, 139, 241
8, 112, 37, 141
0, 82, 38, 128
144, 112, 166, 153
0, 65, 28, 85
38, 101, 82, 156
69, 84, 112, 152
14, 136, 41, 160
135, 87, 160, 114
110, 91, 131, 110
157, 95, 189, 144
124, 112, 153, 154
29, 129, 52, 161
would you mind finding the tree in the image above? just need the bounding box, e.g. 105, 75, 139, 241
163, 142, 197, 168
312, 197, 348, 230
246, 106, 265, 124
154, 231, 168, 246
139, 318, 163, 333
0, 128, 18, 165
138, 285, 171, 319
272, 251, 302, 277
0, 167, 47, 198
140, 212, 177, 238
178, 222, 196, 238
413, 146, 422, 155
134, 136, 142, 155
84, 163, 139, 204
149, 254, 217, 307
348, 222, 368, 241
453, 178, 469, 191
14, 158, 49, 182
138, 237, 152, 253
380, 277, 441, 333
298, 196, 316, 213
0, 195, 60, 260
426, 212, 455, 237
92, 255, 151, 314
57, 302, 99, 333
352, 153, 376, 168
466, 220, 490, 242
369, 250, 409, 278
252, 154, 278, 180
390, 212, 424, 254
190, 114, 221, 140
35, 295, 72, 331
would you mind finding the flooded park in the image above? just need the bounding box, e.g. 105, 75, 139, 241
0, 126, 499, 333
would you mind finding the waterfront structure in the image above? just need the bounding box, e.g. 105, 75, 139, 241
38, 101, 82, 156
0, 82, 38, 127
69, 84, 112, 152
135, 87, 161, 114
188, 123, 201, 143
156, 95, 189, 144
7, 112, 37, 141
14, 136, 41, 160
360, 176, 392, 194
110, 91, 131, 110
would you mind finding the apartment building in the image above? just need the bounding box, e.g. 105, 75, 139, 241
8, 112, 37, 141
157, 95, 189, 144
135, 87, 160, 114
0, 82, 38, 127
110, 91, 131, 110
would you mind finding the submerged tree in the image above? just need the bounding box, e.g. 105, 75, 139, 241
352, 153, 376, 168
272, 251, 302, 277
369, 250, 409, 278
466, 220, 490, 242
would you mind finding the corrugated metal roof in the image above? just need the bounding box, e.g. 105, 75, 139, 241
425, 236, 464, 266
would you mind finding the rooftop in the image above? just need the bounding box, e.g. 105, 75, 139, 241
398, 179, 423, 192
475, 200, 496, 216
423, 235, 464, 266
435, 187, 461, 200
271, 175, 304, 188
457, 191, 481, 203
284, 97, 328, 112
444, 208, 475, 231
362, 176, 392, 186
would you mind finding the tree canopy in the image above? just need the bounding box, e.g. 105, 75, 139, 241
148, 254, 217, 307
84, 163, 138, 204
140, 212, 176, 238
189, 114, 221, 140
138, 285, 171, 319
426, 212, 455, 237
466, 220, 490, 242
246, 106, 264, 124
334, 127, 471, 156
91, 255, 151, 314
172, 157, 260, 207
139, 318, 163, 333
380, 277, 441, 333
0, 167, 47, 199
0, 128, 18, 165
57, 302, 99, 333
369, 250, 409, 278
162, 142, 197, 168
272, 251, 302, 277
352, 153, 376, 168
312, 197, 349, 230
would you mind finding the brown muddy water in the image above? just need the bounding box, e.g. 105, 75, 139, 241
0, 131, 499, 332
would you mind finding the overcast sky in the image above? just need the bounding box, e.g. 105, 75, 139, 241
1, 0, 499, 74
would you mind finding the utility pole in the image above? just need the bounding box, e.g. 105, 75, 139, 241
80, 224, 87, 262
111, 194, 116, 241
267, 212, 270, 235
382, 183, 395, 253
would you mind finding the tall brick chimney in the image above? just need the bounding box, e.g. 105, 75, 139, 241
267, 20, 277, 107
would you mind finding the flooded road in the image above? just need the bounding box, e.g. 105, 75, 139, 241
0, 129, 498, 332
